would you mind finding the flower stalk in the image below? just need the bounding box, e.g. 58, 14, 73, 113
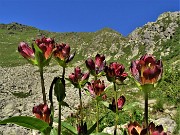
113, 82, 118, 135
58, 102, 62, 135
144, 90, 148, 129
58, 66, 66, 135
94, 76, 99, 133
78, 87, 83, 126
39, 67, 46, 104
96, 99, 99, 133
130, 54, 163, 133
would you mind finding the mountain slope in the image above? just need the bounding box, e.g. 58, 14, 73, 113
0, 11, 180, 134
0, 11, 179, 67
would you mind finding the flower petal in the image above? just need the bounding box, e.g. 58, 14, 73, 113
95, 54, 105, 68
117, 96, 126, 110
18, 42, 34, 59
85, 58, 95, 70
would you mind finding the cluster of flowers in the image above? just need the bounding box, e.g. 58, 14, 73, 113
18, 37, 74, 67
18, 36, 165, 135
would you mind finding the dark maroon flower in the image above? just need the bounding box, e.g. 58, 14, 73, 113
105, 62, 128, 83
69, 67, 89, 87
18, 42, 35, 59
128, 121, 143, 135
149, 122, 167, 135
32, 103, 51, 124
54, 43, 70, 60
128, 121, 168, 135
85, 58, 95, 71
130, 54, 163, 85
87, 79, 106, 97
35, 37, 55, 59
77, 122, 87, 135
53, 43, 75, 64
85, 54, 106, 75
109, 96, 125, 112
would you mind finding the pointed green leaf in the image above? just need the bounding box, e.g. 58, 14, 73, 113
61, 101, 70, 108
26, 58, 38, 66
79, 79, 89, 87
97, 71, 106, 77
33, 44, 44, 67
66, 78, 80, 88
54, 78, 66, 102
104, 83, 113, 91
134, 80, 142, 90
62, 131, 74, 135
90, 133, 111, 135
61, 121, 77, 135
95, 92, 106, 102
100, 101, 110, 108
55, 57, 66, 68
123, 102, 139, 111
43, 55, 52, 66
87, 115, 107, 134
50, 128, 58, 135
0, 116, 50, 133
141, 84, 154, 94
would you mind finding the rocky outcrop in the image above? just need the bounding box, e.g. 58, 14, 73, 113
128, 11, 179, 55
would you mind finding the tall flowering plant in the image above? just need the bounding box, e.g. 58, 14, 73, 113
129, 54, 163, 134
85, 54, 107, 133
16, 37, 76, 135
87, 79, 106, 133
68, 67, 89, 134
105, 62, 128, 134
52, 42, 75, 135
18, 37, 55, 104
0, 37, 57, 135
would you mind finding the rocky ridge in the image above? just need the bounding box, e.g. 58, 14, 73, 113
0, 12, 179, 67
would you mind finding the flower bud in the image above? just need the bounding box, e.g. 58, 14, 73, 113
18, 42, 35, 59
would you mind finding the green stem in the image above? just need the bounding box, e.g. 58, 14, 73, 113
96, 99, 99, 133
94, 75, 99, 133
113, 82, 118, 135
144, 91, 148, 129
62, 67, 65, 79
78, 87, 83, 126
58, 66, 66, 135
58, 102, 61, 135
40, 67, 46, 104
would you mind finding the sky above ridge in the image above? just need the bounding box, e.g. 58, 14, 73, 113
0, 0, 179, 36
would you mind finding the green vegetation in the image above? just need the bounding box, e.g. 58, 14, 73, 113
0, 11, 179, 134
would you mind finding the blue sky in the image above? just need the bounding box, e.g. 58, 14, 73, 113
0, 0, 179, 36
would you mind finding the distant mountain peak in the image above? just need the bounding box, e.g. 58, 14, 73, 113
0, 22, 38, 31
96, 27, 123, 37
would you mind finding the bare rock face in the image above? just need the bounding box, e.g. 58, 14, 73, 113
128, 11, 179, 55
